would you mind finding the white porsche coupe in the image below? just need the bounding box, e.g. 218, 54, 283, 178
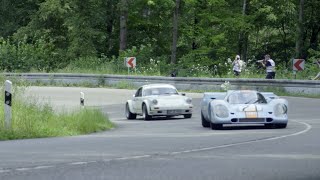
125, 84, 193, 120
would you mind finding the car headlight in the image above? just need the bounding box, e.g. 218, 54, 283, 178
274, 103, 287, 116
152, 99, 158, 105
214, 104, 229, 118
186, 98, 192, 104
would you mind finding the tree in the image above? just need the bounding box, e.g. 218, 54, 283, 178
0, 0, 41, 38
295, 0, 304, 58
171, 0, 180, 64
119, 0, 128, 51
239, 0, 249, 61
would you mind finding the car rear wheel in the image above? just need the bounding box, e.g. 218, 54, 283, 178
201, 112, 210, 128
142, 104, 152, 121
125, 103, 136, 119
184, 114, 192, 118
211, 123, 223, 130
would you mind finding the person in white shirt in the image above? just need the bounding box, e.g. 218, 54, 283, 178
260, 54, 276, 79
232, 55, 242, 76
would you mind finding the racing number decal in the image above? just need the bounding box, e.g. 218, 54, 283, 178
245, 112, 258, 118
245, 105, 258, 118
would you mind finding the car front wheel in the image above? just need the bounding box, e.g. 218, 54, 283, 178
184, 114, 192, 118
142, 104, 152, 121
275, 123, 287, 129
201, 112, 210, 128
211, 123, 223, 130
125, 103, 136, 119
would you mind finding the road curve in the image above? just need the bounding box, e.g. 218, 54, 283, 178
0, 87, 319, 180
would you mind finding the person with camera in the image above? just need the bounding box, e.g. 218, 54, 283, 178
232, 55, 242, 76
259, 54, 276, 79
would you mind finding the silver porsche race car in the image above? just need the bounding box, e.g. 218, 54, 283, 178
200, 90, 288, 129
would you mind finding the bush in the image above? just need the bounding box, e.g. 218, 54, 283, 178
0, 36, 65, 72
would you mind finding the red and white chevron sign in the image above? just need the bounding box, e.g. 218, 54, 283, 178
125, 57, 136, 68
293, 59, 305, 71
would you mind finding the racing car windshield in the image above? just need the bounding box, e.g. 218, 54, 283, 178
144, 87, 179, 96
228, 91, 266, 104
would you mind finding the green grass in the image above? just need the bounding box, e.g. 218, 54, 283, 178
0, 87, 114, 140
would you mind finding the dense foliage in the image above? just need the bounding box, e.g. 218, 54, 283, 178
0, 0, 319, 78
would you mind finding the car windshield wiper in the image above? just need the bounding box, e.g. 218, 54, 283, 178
244, 99, 259, 104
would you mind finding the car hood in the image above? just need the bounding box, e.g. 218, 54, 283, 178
231, 104, 264, 112
151, 95, 188, 105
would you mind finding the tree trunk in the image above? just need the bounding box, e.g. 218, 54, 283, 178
309, 27, 320, 50
171, 0, 180, 65
238, 0, 249, 61
295, 0, 304, 58
119, 0, 128, 51
106, 1, 115, 53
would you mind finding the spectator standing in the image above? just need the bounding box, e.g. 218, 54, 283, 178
232, 55, 242, 76
260, 54, 276, 79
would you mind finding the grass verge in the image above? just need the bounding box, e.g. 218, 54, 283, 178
0, 88, 114, 140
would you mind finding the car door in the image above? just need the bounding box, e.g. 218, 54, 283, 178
133, 87, 143, 114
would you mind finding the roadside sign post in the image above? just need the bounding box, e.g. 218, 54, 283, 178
292, 59, 305, 79
80, 92, 85, 108
125, 57, 136, 74
4, 80, 12, 129
293, 70, 297, 79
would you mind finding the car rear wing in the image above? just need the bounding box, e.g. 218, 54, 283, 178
203, 92, 227, 100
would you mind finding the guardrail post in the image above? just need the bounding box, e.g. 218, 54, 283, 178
80, 92, 85, 108
4, 80, 12, 129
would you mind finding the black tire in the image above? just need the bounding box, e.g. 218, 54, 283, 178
274, 123, 287, 129
125, 103, 136, 119
264, 124, 274, 129
184, 114, 192, 118
211, 123, 223, 130
142, 104, 152, 121
201, 112, 210, 128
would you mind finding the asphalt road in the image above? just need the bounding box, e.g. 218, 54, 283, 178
0, 87, 319, 180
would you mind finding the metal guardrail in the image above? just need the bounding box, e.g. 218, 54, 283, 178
2, 73, 320, 95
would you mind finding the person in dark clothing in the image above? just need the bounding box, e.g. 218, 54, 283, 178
260, 54, 276, 79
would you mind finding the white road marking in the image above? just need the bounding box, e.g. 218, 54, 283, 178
70, 162, 89, 165
16, 168, 32, 171
115, 155, 151, 161
0, 170, 10, 173
0, 120, 312, 174
33, 166, 54, 170
239, 154, 320, 159
170, 120, 311, 155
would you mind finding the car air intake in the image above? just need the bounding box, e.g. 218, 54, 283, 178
266, 118, 273, 122
239, 118, 265, 123
231, 118, 238, 122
